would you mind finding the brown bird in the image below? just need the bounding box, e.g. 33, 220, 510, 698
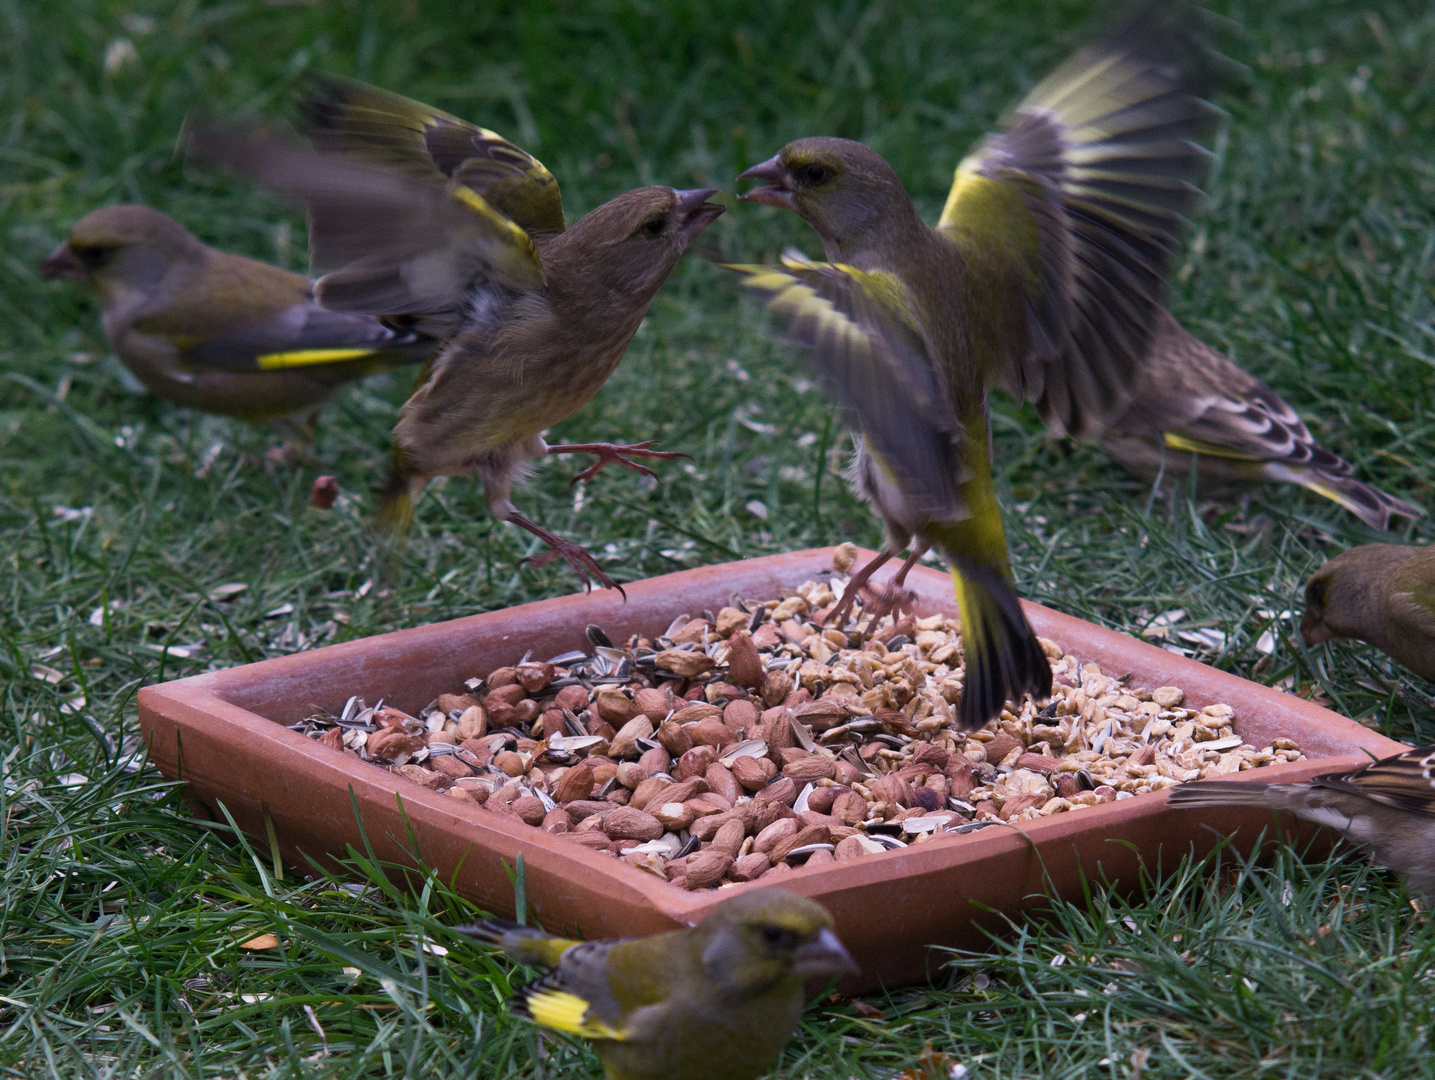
1168, 744, 1435, 901
1300, 542, 1435, 682
39, 204, 429, 430
1099, 308, 1423, 528
190, 77, 724, 591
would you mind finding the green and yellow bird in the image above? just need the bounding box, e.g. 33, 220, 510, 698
1301, 542, 1435, 683
729, 7, 1217, 729
458, 888, 856, 1080
191, 77, 723, 591
1100, 308, 1423, 528
39, 204, 430, 428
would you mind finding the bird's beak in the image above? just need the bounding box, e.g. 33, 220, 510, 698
738, 155, 796, 210
40, 241, 85, 281
1300, 610, 1332, 646
674, 188, 725, 241
791, 927, 859, 978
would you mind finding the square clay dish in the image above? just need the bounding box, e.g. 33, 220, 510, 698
138, 548, 1406, 991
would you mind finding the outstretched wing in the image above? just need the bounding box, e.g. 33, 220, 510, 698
729, 253, 968, 523
188, 126, 544, 331
297, 75, 565, 234
938, 3, 1219, 439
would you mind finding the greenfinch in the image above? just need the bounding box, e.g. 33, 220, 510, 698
1301, 543, 1435, 682
39, 204, 430, 426
1100, 308, 1423, 528
457, 888, 856, 1080
730, 7, 1216, 728
1169, 743, 1435, 901
191, 77, 724, 592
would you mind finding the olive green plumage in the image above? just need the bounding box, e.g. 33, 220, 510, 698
1301, 543, 1435, 682
189, 76, 723, 591
38, 204, 430, 424
1100, 309, 1423, 528
730, 5, 1217, 729
458, 888, 856, 1080
1169, 743, 1435, 901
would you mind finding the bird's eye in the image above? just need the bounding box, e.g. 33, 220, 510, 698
72, 245, 113, 267
761, 926, 801, 949
796, 164, 830, 187
640, 217, 666, 237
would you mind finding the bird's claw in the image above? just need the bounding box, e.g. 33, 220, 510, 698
509, 513, 626, 598
548, 441, 692, 486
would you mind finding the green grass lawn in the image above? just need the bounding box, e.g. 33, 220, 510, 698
5, 0, 1435, 1075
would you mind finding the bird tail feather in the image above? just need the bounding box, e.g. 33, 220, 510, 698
949, 557, 1052, 730
1267, 466, 1425, 531
453, 919, 578, 967
1166, 781, 1281, 808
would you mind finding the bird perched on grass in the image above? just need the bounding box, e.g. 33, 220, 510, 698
39, 204, 430, 433
1099, 308, 1423, 528
1300, 543, 1435, 682
1168, 744, 1435, 901
457, 888, 856, 1080
190, 77, 724, 592
728, 5, 1217, 728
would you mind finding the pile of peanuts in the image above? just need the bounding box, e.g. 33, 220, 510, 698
297, 545, 1304, 890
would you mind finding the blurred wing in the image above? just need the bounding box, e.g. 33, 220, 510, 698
938, 3, 1220, 439
729, 254, 967, 522
297, 75, 565, 234
181, 303, 432, 372
188, 127, 544, 327
514, 940, 636, 1041
1316, 746, 1435, 816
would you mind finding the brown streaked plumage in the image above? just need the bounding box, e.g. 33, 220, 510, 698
1169, 744, 1435, 900
190, 77, 723, 591
39, 204, 429, 425
1100, 309, 1423, 528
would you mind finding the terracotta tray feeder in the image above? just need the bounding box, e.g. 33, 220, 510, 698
137, 548, 1406, 992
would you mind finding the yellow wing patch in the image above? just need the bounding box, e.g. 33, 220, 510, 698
255, 346, 381, 370
524, 988, 629, 1041
1162, 430, 1263, 462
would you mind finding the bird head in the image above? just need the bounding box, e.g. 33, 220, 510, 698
1302, 543, 1411, 647
560, 185, 724, 301
698, 888, 857, 994
40, 205, 201, 301
738, 137, 909, 255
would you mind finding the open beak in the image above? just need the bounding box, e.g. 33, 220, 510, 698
40, 241, 85, 281
675, 187, 725, 241
791, 927, 859, 979
738, 155, 796, 210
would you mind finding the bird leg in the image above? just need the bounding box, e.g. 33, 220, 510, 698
546, 441, 692, 485
825, 548, 898, 628
858, 544, 928, 629
507, 512, 625, 598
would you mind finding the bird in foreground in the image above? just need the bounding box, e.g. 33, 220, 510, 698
457, 887, 857, 1080
1301, 543, 1435, 682
190, 77, 723, 592
40, 205, 430, 438
1098, 308, 1423, 528
729, 5, 1217, 728
1168, 744, 1435, 901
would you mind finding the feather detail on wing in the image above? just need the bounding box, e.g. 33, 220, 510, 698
296, 75, 565, 234
727, 253, 968, 523
177, 303, 432, 372
938, 3, 1220, 439
187, 126, 544, 330
518, 981, 630, 1041
1310, 746, 1435, 816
